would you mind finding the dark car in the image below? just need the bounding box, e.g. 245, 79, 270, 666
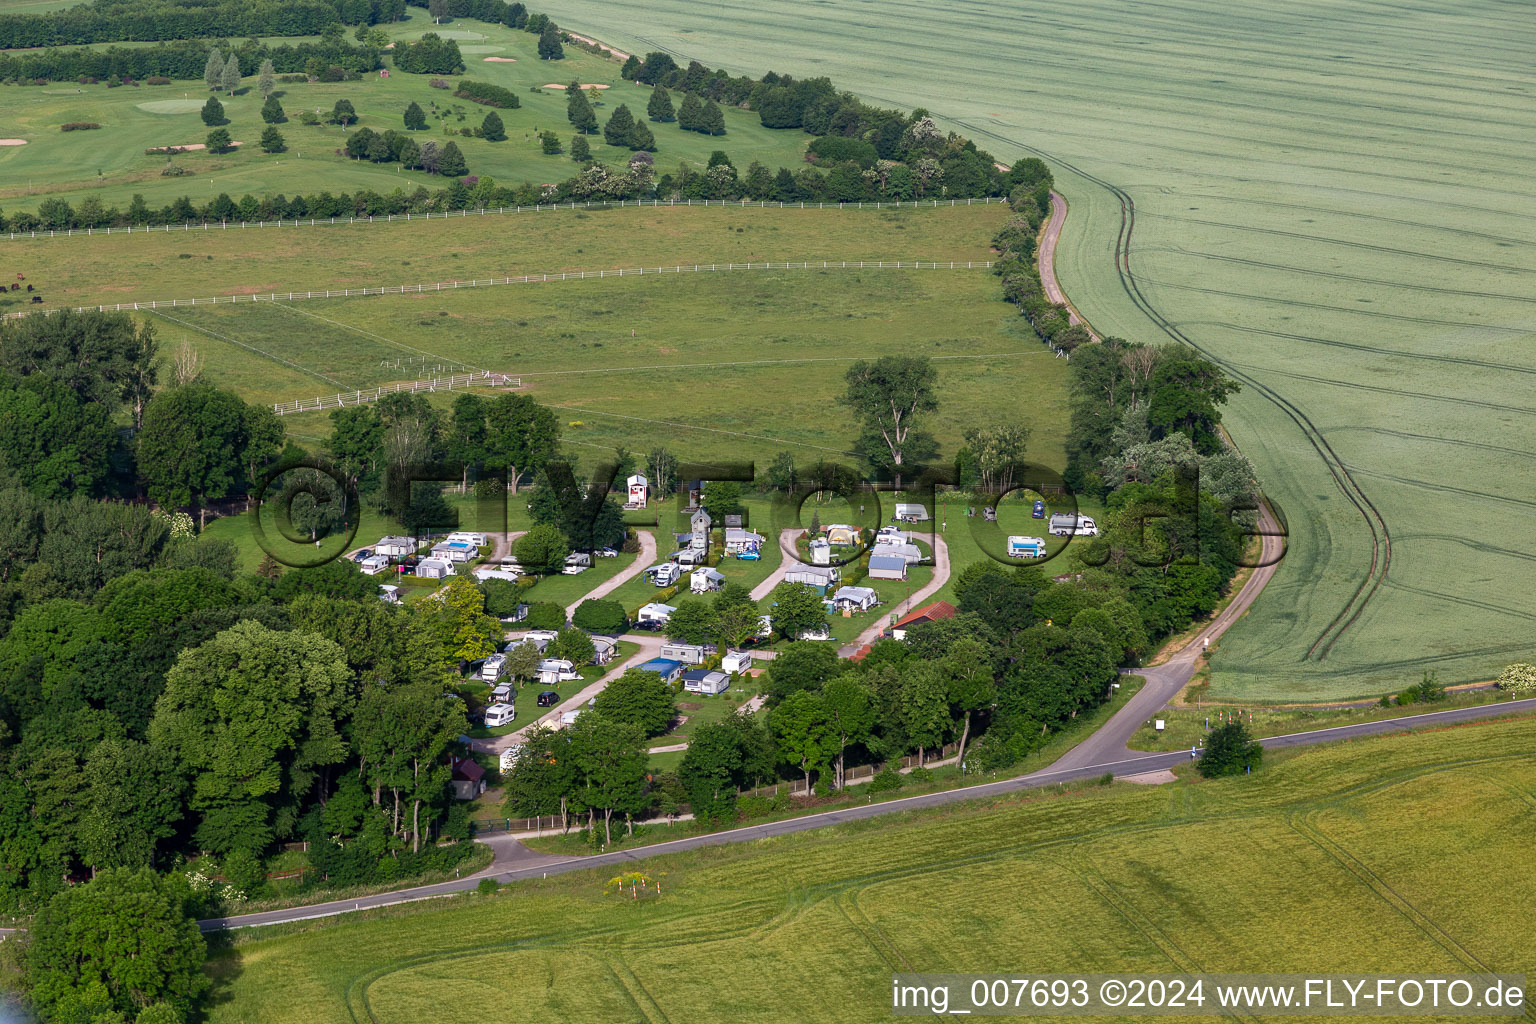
1032, 500, 1046, 518
537, 690, 561, 707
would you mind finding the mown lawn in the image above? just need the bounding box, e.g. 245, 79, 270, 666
0, 9, 812, 216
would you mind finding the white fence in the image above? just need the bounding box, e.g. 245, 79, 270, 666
8, 260, 996, 319
273, 371, 519, 416
3, 197, 1009, 243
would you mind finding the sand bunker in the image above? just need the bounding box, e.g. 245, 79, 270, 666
0, 139, 27, 146
482, 56, 516, 62
544, 82, 608, 90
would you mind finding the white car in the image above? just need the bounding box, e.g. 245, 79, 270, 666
597, 547, 619, 558
483, 703, 516, 728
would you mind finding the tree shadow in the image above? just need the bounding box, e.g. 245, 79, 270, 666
199, 929, 245, 1019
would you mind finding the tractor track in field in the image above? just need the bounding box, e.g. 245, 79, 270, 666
953, 119, 1390, 662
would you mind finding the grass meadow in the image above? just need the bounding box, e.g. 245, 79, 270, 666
202, 713, 1536, 1023
524, 0, 1536, 697
1, 201, 1006, 309
0, 9, 812, 212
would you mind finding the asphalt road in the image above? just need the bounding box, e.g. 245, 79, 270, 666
201, 693, 1535, 932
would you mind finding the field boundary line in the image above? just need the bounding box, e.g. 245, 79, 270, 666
6, 259, 996, 320
273, 372, 521, 416
0, 197, 1008, 245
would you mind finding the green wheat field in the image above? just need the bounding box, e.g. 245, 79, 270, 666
203, 714, 1536, 1023
527, 0, 1536, 699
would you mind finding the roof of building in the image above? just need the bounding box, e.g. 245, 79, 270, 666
639, 657, 683, 673
868, 554, 908, 571
893, 600, 958, 631
451, 756, 484, 783
681, 668, 728, 682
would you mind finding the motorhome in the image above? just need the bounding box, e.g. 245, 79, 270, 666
1008, 535, 1047, 559
1048, 513, 1098, 537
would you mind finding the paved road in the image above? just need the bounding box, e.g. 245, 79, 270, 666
839, 534, 950, 656
1051, 500, 1286, 771
564, 530, 656, 618
1039, 191, 1098, 340
749, 529, 804, 601
202, 693, 1536, 932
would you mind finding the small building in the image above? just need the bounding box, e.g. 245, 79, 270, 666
359, 554, 391, 576
809, 538, 832, 565
637, 601, 676, 624
374, 536, 416, 558
867, 554, 908, 581
721, 650, 753, 674
690, 567, 725, 594
831, 585, 879, 612
682, 668, 730, 696
723, 527, 764, 555
659, 641, 708, 665
784, 562, 839, 591
415, 557, 452, 579
638, 657, 684, 683
826, 524, 860, 546
537, 658, 579, 685
689, 508, 712, 552
626, 473, 649, 508
891, 600, 958, 641
449, 755, 485, 801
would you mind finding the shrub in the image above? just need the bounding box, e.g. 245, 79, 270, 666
476, 877, 499, 895
521, 601, 566, 631
572, 598, 627, 634
455, 79, 521, 109
867, 766, 904, 792
1397, 670, 1447, 706
1497, 662, 1536, 695
160, 163, 188, 176
1196, 722, 1263, 778
146, 76, 171, 85
430, 78, 451, 89
906, 766, 932, 784
807, 135, 877, 167
60, 121, 101, 131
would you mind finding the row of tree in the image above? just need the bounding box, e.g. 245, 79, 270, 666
0, 37, 382, 84
0, 0, 346, 50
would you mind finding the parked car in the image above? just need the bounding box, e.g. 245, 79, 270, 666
483, 703, 516, 728
1032, 500, 1046, 518
597, 547, 619, 558
536, 690, 561, 707
350, 548, 373, 563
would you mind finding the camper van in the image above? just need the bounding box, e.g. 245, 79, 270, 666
480, 654, 507, 682
893, 503, 931, 523
1007, 535, 1047, 559
1048, 513, 1098, 537
651, 562, 683, 587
